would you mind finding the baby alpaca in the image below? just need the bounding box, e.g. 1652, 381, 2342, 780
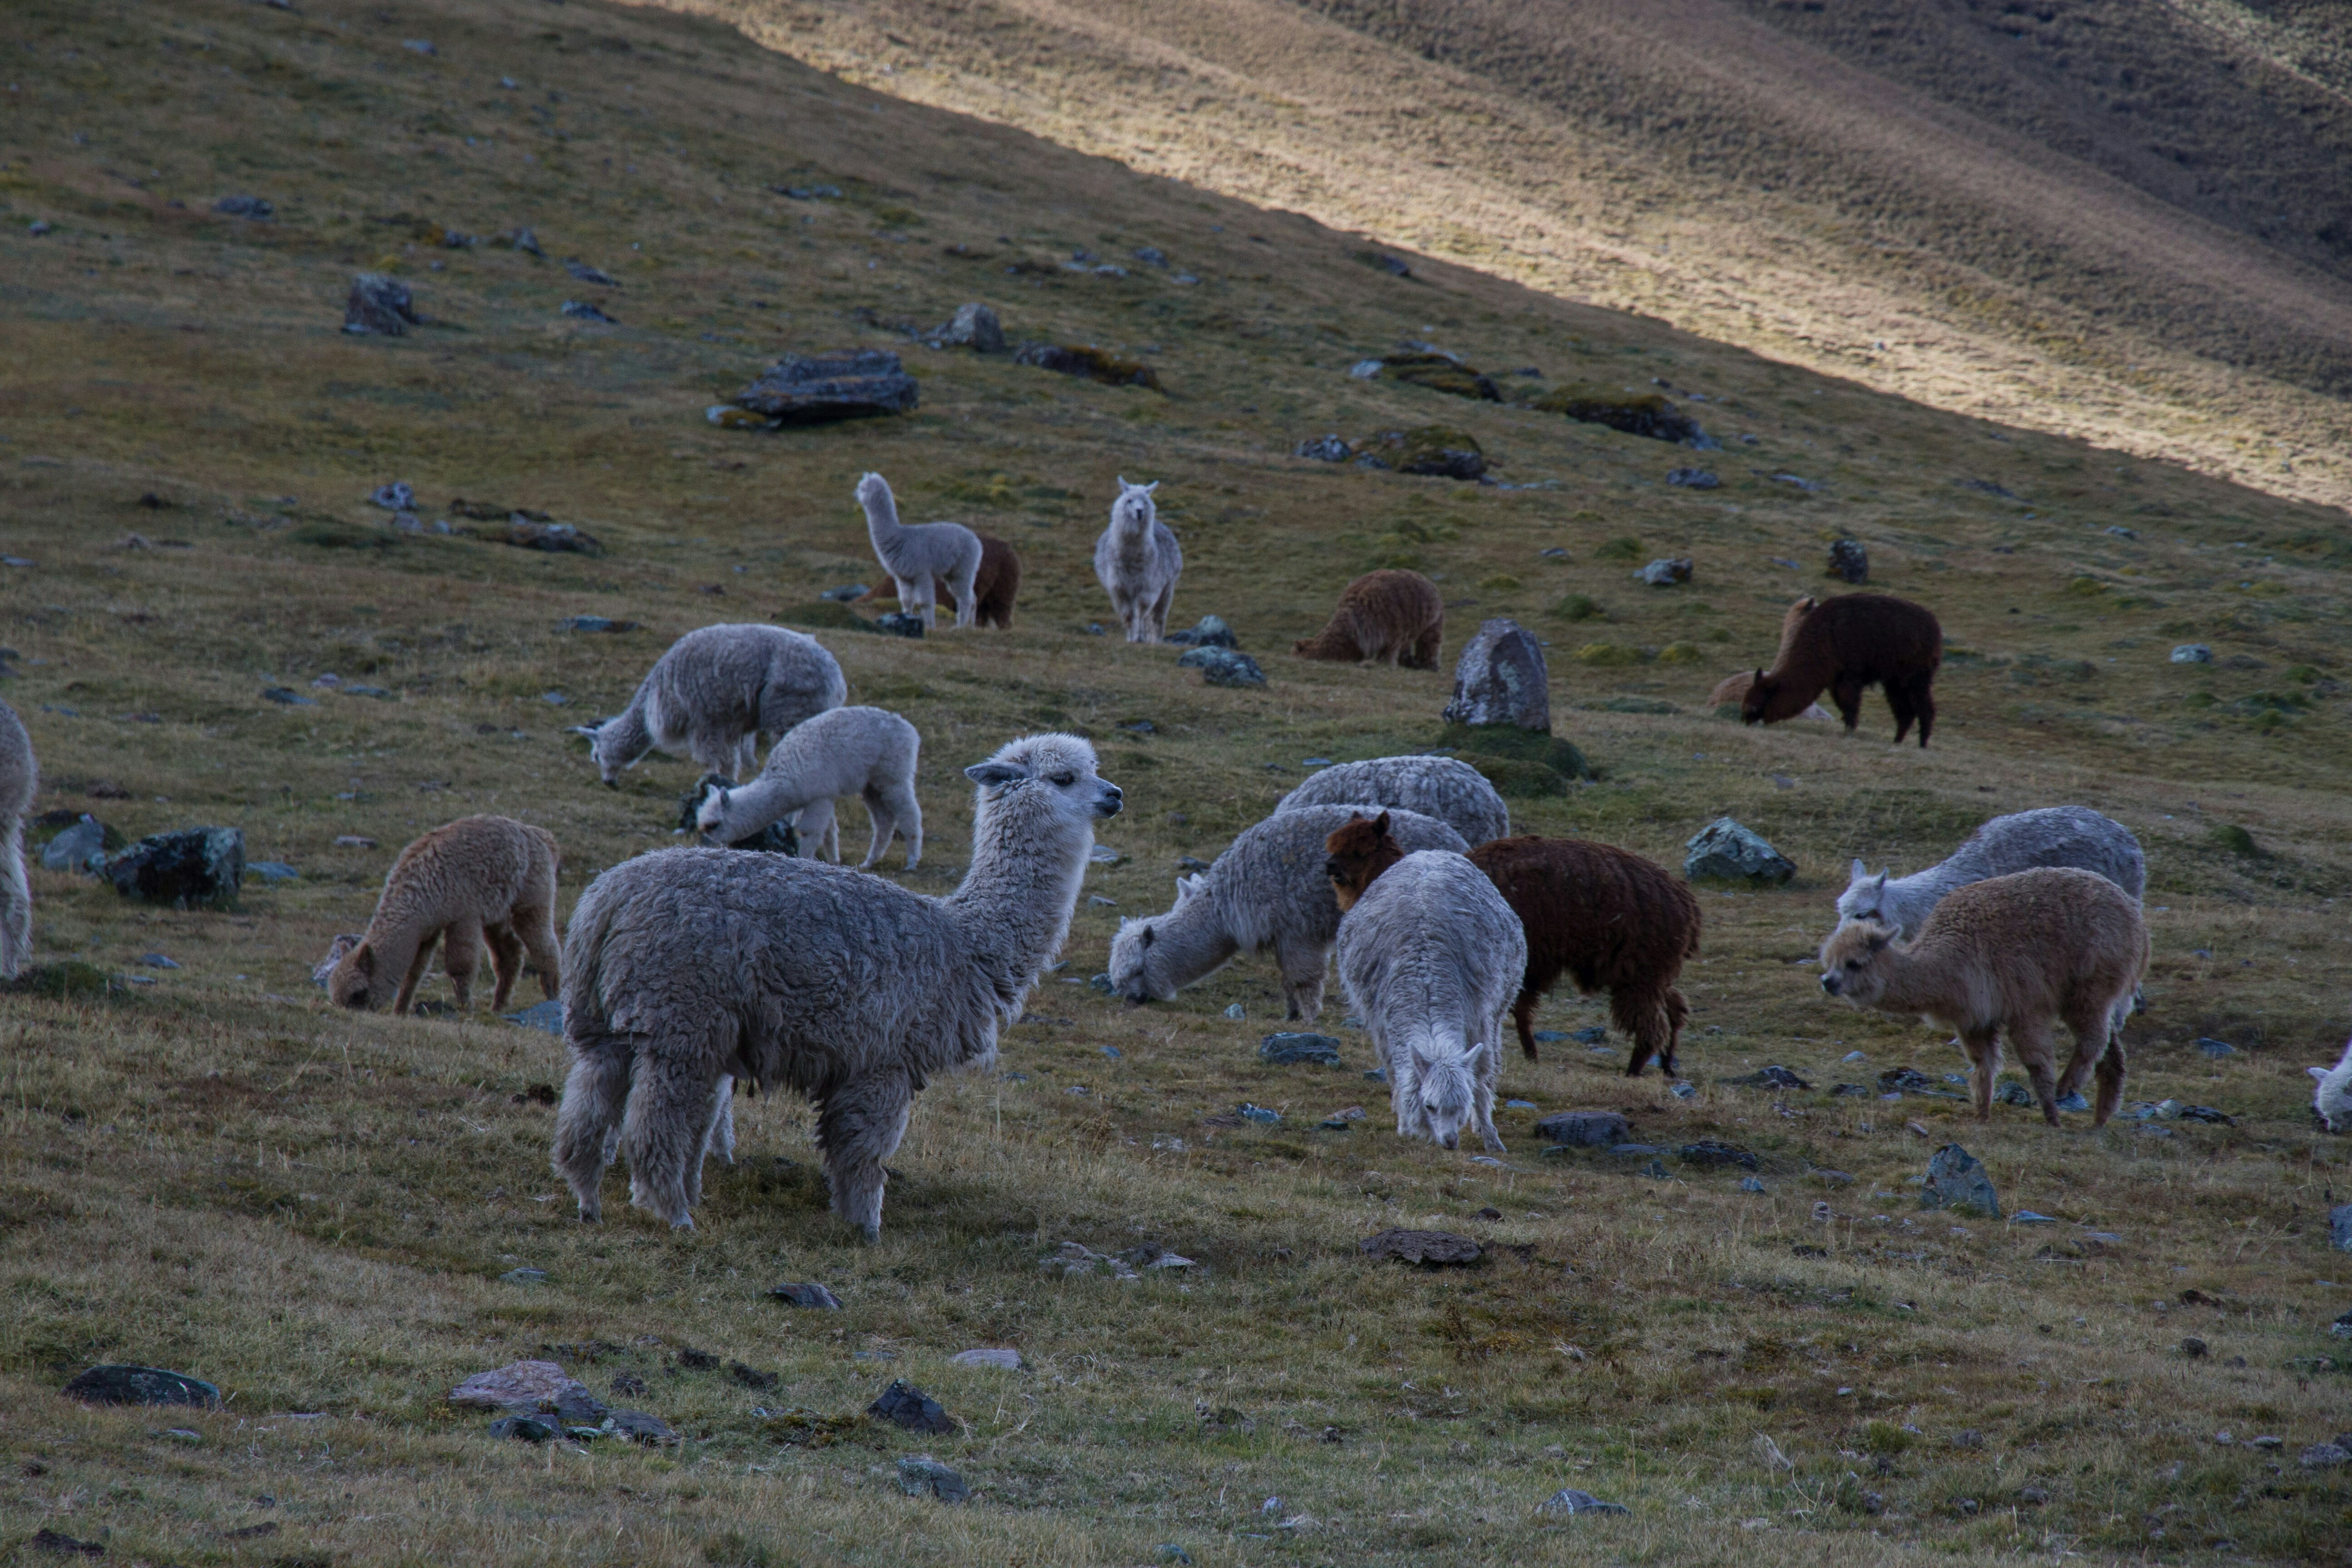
2310, 1039, 2352, 1133
856, 472, 983, 631
1277, 755, 1509, 845
331, 815, 563, 1015
1818, 867, 2147, 1126
0, 699, 34, 979
590, 624, 846, 784
1337, 849, 1524, 1152
695, 705, 922, 870
1293, 570, 1443, 668
1092, 478, 1184, 643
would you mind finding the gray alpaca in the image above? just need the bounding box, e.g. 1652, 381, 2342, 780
0, 699, 35, 979
1277, 755, 1509, 845
1107, 804, 1468, 1020
552, 732, 1122, 1238
1338, 849, 1525, 1153
588, 624, 845, 785
694, 705, 922, 870
1092, 477, 1183, 643
856, 472, 982, 631
1837, 805, 2146, 934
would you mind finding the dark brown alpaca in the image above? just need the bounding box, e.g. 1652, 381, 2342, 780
1293, 569, 1443, 668
1740, 592, 1942, 746
858, 533, 1022, 628
1324, 816, 1703, 1078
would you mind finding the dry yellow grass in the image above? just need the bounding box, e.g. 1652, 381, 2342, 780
0, 0, 2349, 1562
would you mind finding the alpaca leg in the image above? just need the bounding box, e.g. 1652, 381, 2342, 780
2007, 1017, 2062, 1125
0, 822, 28, 980
1660, 988, 1690, 1077
1959, 1026, 2001, 1121
392, 936, 438, 1016
951, 563, 979, 629
796, 798, 839, 862
855, 785, 894, 870
619, 1046, 725, 1228
1149, 582, 1175, 643
1886, 683, 1917, 746
1274, 937, 1326, 1022
2053, 1004, 2109, 1103
1829, 675, 1867, 734
703, 1075, 737, 1171
484, 924, 525, 1013
1409, 626, 1441, 671
815, 1071, 914, 1242
1474, 1030, 1505, 1152
1910, 676, 1936, 748
519, 909, 564, 1001
735, 733, 759, 782
441, 919, 485, 1012
877, 780, 921, 869
1614, 986, 1665, 1078
2091, 1034, 2127, 1127
1512, 990, 1542, 1061
552, 1036, 634, 1222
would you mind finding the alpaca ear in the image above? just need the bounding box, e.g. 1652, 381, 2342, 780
1117, 475, 1128, 490
1865, 930, 1890, 952
965, 760, 1026, 787
348, 944, 374, 978
2313, 1066, 2333, 1082
1139, 925, 1155, 949
1849, 858, 1867, 882
1144, 481, 1159, 494
1372, 810, 1390, 835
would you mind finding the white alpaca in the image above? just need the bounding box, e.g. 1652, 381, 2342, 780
855, 472, 982, 631
1277, 755, 1509, 846
553, 732, 1122, 1238
2311, 1039, 2352, 1133
588, 624, 845, 785
694, 706, 922, 870
1092, 477, 1183, 644
0, 699, 35, 979
1337, 850, 1525, 1153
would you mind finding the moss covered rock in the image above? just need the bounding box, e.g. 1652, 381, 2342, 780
1359, 353, 1500, 402
1014, 343, 1163, 390
1436, 721, 1594, 781
1528, 386, 1700, 443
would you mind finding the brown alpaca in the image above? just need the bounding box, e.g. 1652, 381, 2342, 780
330, 815, 562, 1015
1740, 592, 1941, 745
1819, 867, 2147, 1126
1710, 596, 1818, 707
857, 534, 1021, 628
1324, 816, 1703, 1077
1293, 569, 1443, 668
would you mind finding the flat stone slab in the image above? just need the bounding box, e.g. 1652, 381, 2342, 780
898, 1454, 970, 1502
61, 1364, 221, 1408
950, 1348, 1023, 1370
1532, 1110, 1628, 1147
734, 349, 919, 424
1359, 1228, 1480, 1266
1260, 1032, 1343, 1066
771, 1282, 843, 1309
869, 1379, 955, 1434
450, 1359, 591, 1412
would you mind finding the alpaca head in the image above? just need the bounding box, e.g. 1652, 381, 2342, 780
1409, 1038, 1487, 1150
312, 932, 362, 990
328, 940, 384, 1010
963, 731, 1122, 862
854, 471, 897, 521
1738, 668, 1781, 726
2310, 1046, 2352, 1133
586, 717, 640, 787
1323, 811, 1401, 912
1816, 920, 1897, 1005
1835, 859, 1895, 926
1110, 477, 1159, 530
692, 779, 735, 844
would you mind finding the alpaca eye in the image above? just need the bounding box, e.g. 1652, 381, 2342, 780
1052, 773, 1075, 786
1844, 959, 1862, 970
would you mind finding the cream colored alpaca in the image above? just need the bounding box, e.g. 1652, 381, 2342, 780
331, 815, 562, 1015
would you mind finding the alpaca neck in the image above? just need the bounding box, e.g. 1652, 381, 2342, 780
596, 704, 652, 769
1758, 667, 1823, 722
1883, 864, 1966, 934
1111, 505, 1156, 563
944, 799, 1093, 1001
861, 486, 912, 565
1149, 888, 1241, 988
716, 772, 802, 840
1867, 942, 1966, 1019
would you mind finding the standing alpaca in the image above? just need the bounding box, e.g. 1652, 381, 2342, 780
330, 815, 563, 1015
0, 699, 35, 979
2309, 1039, 2352, 1133
1092, 478, 1183, 643
1337, 850, 1524, 1152
1710, 596, 1831, 715
553, 733, 1122, 1237
1838, 806, 2144, 935
1276, 755, 1509, 845
1740, 592, 1942, 745
589, 624, 845, 785
1818, 867, 2147, 1126
858, 534, 1022, 628
855, 472, 983, 631
694, 705, 922, 870
1293, 569, 1443, 668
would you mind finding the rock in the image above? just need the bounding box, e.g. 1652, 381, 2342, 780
770, 1282, 842, 1309
450, 1360, 592, 1412
774, 184, 841, 200
1679, 1140, 1759, 1170
1354, 250, 1413, 277
1683, 818, 1794, 886
563, 257, 618, 286
501, 1267, 548, 1285
2180, 1336, 2207, 1358
1828, 539, 1869, 583
41, 815, 109, 873
343, 273, 420, 336
610, 1409, 676, 1445
492, 519, 603, 555
1358, 1228, 1480, 1266
488, 1414, 557, 1442
728, 1360, 778, 1391
1994, 1081, 2035, 1106
560, 299, 617, 323
873, 611, 926, 638
897, 1455, 970, 1503
1133, 247, 1170, 267
869, 1380, 956, 1434
29, 1528, 104, 1556
2179, 1105, 2234, 1125
104, 828, 243, 909
1635, 558, 1694, 588
1358, 353, 1499, 401
2053, 1090, 2090, 1112
553, 1387, 608, 1426
1739, 1176, 1768, 1193
1178, 647, 1265, 687
1877, 1066, 1935, 1093
734, 349, 920, 424
1921, 1144, 2002, 1219
559, 615, 635, 634
2331, 1204, 2352, 1253
1666, 468, 1719, 489
1165, 615, 1237, 648
1237, 1103, 1282, 1125
1013, 343, 1162, 390
1527, 385, 1698, 442
1260, 1032, 1343, 1066
260, 686, 316, 707
1538, 1487, 1630, 1516
1156, 1546, 1195, 1565
2195, 1037, 2236, 1057
369, 480, 416, 511
1534, 1110, 1628, 1146
1443, 618, 1552, 730
1351, 425, 1487, 480
2170, 643, 2214, 664
61, 1364, 222, 1408
950, 1348, 1022, 1370
2302, 1444, 2351, 1470
1294, 434, 1353, 462
928, 303, 1005, 353
1723, 1064, 1810, 1089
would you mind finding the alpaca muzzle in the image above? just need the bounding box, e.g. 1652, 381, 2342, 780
1093, 781, 1124, 818
1819, 972, 1841, 996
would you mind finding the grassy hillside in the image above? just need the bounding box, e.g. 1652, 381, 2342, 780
1, 0, 2349, 1562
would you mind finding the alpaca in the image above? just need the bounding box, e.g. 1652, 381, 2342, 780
1711, 596, 1829, 715
1740, 593, 1942, 745
694, 705, 922, 870
1107, 804, 1466, 1020
857, 533, 1022, 628
1324, 816, 1700, 1075
1818, 867, 2147, 1126
0, 699, 34, 979
552, 733, 1122, 1237
1276, 755, 1509, 845
330, 815, 563, 1015
1092, 478, 1183, 643
1336, 849, 1524, 1152
855, 472, 983, 631
2310, 1039, 2352, 1133
1293, 570, 1443, 668
589, 624, 845, 785
1837, 806, 2145, 935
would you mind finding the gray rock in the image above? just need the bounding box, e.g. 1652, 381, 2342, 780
558, 615, 635, 633
1740, 1176, 1768, 1193
1533, 1110, 1629, 1147
1132, 247, 1169, 268
553, 1387, 608, 1426
41, 816, 108, 873
2332, 1203, 2352, 1253
137, 952, 178, 969
561, 299, 616, 323
1359, 1228, 1480, 1266
451, 1360, 591, 1411
500, 1267, 547, 1284
774, 184, 842, 201
213, 194, 274, 219
1678, 1140, 1759, 1170
260, 686, 316, 706
1665, 468, 1718, 489
1683, 818, 1794, 885
734, 349, 920, 424
819, 583, 871, 602
563, 257, 618, 286
369, 480, 416, 510
1635, 557, 1693, 587
2194, 1037, 2236, 1057
1178, 647, 1265, 687
1237, 1103, 1282, 1124
610, 1409, 676, 1445
1723, 1064, 1810, 1089
1877, 1066, 1934, 1093
488, 1414, 557, 1442
770, 1282, 842, 1309
928, 303, 1005, 353
61, 1364, 222, 1408
1921, 1144, 2002, 1219
1442, 618, 1552, 730
1155, 1547, 1194, 1565
869, 1379, 955, 1434
245, 860, 298, 883
1609, 1144, 1664, 1157
343, 273, 420, 336
1260, 1032, 1343, 1066
897, 1455, 970, 1503
1994, 1082, 2035, 1106
2055, 1091, 2090, 1112
1165, 615, 1237, 648
873, 612, 926, 638
950, 1348, 1023, 1370
1295, 434, 1353, 462
104, 828, 244, 909
2170, 643, 2214, 664
507, 226, 544, 256
1828, 539, 1869, 583
1538, 1487, 1629, 1516
2300, 1444, 2351, 1470
1668, 1081, 1697, 1101
505, 999, 564, 1034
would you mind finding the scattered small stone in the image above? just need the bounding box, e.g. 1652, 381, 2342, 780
27, 220, 53, 237
1014, 342, 1162, 389
488, 1413, 557, 1442
728, 1360, 779, 1391
1994, 1081, 2034, 1106
1165, 614, 1237, 648
1679, 1140, 1759, 1170
501, 998, 564, 1035
897, 1455, 970, 1502
103, 828, 243, 909
873, 611, 926, 638
771, 1282, 843, 1309
1177, 646, 1265, 687
343, 272, 421, 335
1237, 1103, 1282, 1125
29, 1528, 104, 1556
1724, 1064, 1810, 1089
560, 299, 617, 323
245, 860, 297, 883
2011, 1210, 2057, 1225
1739, 1176, 1768, 1193
1683, 818, 1794, 885
2301, 1444, 2351, 1470
260, 686, 317, 707
950, 1348, 1022, 1370
1921, 1144, 2002, 1219
500, 1267, 548, 1285
1878, 1067, 1935, 1093
1156, 1547, 1194, 1566
2180, 1336, 2207, 1358
819, 583, 871, 602
1538, 1487, 1629, 1517
1359, 1229, 1480, 1266
1772, 472, 1823, 492
2179, 1105, 2234, 1125
2249, 1435, 2284, 1450
1809, 1167, 1854, 1185
1827, 539, 1869, 583
869, 1380, 955, 1434
2195, 1037, 2237, 1057
1669, 1081, 1698, 1101
1635, 557, 1694, 587
611, 1410, 676, 1445
61, 1364, 221, 1408
2170, 643, 2214, 664
1295, 434, 1353, 462
40, 816, 108, 872
775, 184, 842, 201
1665, 468, 1718, 489
2055, 1091, 2091, 1112
558, 615, 637, 634
1260, 1032, 1343, 1066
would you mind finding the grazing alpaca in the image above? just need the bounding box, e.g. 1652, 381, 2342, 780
857, 533, 1022, 628
1818, 867, 2147, 1126
553, 733, 1122, 1237
855, 472, 983, 631
330, 816, 563, 1015
694, 705, 922, 870
0, 699, 34, 979
2310, 1039, 2352, 1133
588, 624, 845, 785
1740, 593, 1942, 745
1710, 596, 1832, 714
1325, 815, 1700, 1076
1092, 478, 1184, 643
1337, 849, 1523, 1153
1277, 755, 1509, 845
1293, 569, 1443, 668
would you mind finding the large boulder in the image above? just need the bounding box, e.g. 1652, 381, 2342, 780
1683, 818, 1794, 886
343, 273, 420, 336
1355, 426, 1486, 480
1527, 385, 1700, 444
1443, 618, 1551, 731
62, 1364, 221, 1408
1014, 343, 1161, 390
104, 828, 244, 909
1352, 353, 1500, 402
1920, 1144, 2002, 1219
929, 303, 1005, 353
733, 350, 920, 424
